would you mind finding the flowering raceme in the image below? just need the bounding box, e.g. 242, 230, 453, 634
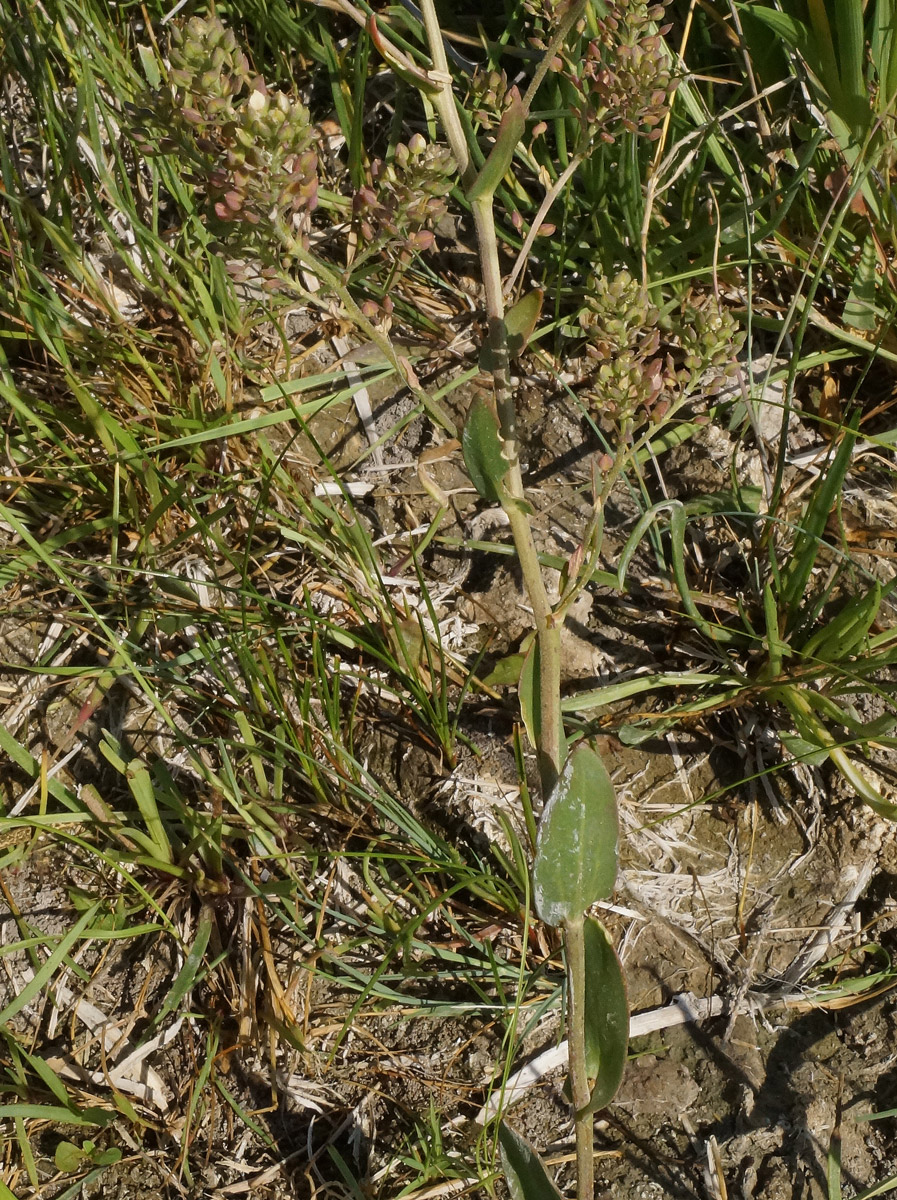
529, 0, 676, 145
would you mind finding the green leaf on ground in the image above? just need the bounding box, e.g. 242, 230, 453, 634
483, 651, 526, 688
55, 1142, 87, 1173
780, 732, 829, 768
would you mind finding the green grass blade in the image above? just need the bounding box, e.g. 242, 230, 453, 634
0, 1104, 106, 1125
780, 416, 859, 627
0, 904, 101, 1024
144, 909, 215, 1033
832, 0, 868, 121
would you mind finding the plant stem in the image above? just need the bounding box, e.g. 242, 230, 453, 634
565, 915, 595, 1199
521, 0, 588, 115
471, 192, 563, 790
418, 0, 568, 790
418, 0, 474, 184
470, 199, 516, 454
285, 234, 457, 435
504, 152, 584, 299
554, 416, 635, 622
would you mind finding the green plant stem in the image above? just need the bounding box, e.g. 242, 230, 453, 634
565, 915, 594, 1200
521, 0, 587, 114
470, 199, 517, 454
470, 191, 563, 789
283, 234, 457, 435
504, 152, 584, 298
418, 0, 474, 184
332, 0, 440, 92
555, 417, 635, 622
418, 0, 565, 788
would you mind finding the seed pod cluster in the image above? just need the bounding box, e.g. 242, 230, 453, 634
677, 301, 745, 394
353, 134, 455, 256
466, 68, 510, 130
591, 348, 667, 429
130, 16, 318, 234
580, 270, 666, 432
575, 2, 675, 141
579, 269, 659, 356
168, 16, 250, 110
580, 269, 743, 434
528, 1, 676, 145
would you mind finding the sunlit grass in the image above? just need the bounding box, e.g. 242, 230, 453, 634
3, 0, 897, 1195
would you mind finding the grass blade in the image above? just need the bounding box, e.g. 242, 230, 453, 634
0, 904, 100, 1024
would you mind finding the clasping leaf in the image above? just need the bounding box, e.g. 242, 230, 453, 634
532, 744, 618, 927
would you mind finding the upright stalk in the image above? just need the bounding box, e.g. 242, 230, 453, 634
417, 2, 474, 185
565, 917, 594, 1199
416, 10, 607, 1198
469, 192, 563, 789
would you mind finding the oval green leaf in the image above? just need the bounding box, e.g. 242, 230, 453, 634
462, 395, 507, 502
482, 651, 526, 688
779, 732, 829, 768
55, 1142, 86, 1173
532, 744, 618, 927
498, 1121, 564, 1200
582, 916, 629, 1114
532, 739, 618, 926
